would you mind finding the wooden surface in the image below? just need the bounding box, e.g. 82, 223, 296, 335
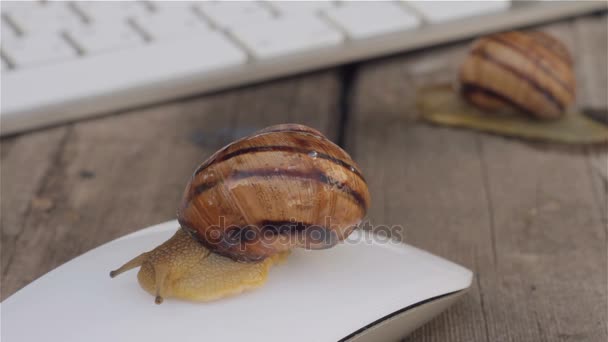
1, 15, 606, 342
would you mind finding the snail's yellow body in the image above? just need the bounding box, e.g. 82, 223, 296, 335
125, 229, 287, 303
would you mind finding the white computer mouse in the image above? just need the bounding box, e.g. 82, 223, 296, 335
1, 220, 472, 342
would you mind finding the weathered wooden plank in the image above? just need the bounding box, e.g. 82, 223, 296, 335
468, 20, 606, 342
0, 71, 341, 300
574, 15, 608, 231
231, 75, 341, 141
573, 14, 608, 109
476, 136, 606, 342
474, 19, 608, 337
0, 126, 69, 287
347, 16, 606, 342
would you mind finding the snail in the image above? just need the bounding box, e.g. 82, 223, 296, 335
110, 124, 370, 304
419, 30, 606, 144
459, 30, 575, 120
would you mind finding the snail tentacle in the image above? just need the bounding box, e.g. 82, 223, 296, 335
153, 264, 170, 305
109, 252, 149, 278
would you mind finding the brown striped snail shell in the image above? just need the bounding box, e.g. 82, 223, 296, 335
459, 31, 575, 120
178, 124, 370, 262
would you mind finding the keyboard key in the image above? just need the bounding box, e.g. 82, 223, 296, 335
1, 57, 8, 72
134, 8, 211, 41
405, 1, 510, 23
324, 2, 420, 39
1, 32, 247, 133
268, 1, 336, 15
230, 15, 343, 59
74, 2, 150, 23
198, 1, 273, 29
0, 1, 38, 12
2, 33, 76, 68
1, 19, 18, 45
5, 2, 84, 35
67, 24, 144, 54
150, 1, 198, 12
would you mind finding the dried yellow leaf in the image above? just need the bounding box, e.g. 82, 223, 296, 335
417, 85, 608, 144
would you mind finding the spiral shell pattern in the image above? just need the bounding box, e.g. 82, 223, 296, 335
178, 124, 370, 262
460, 31, 575, 120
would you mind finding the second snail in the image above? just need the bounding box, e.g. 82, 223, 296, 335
110, 124, 370, 304
418, 30, 608, 144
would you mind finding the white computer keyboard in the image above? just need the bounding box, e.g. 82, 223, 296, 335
1, 1, 606, 136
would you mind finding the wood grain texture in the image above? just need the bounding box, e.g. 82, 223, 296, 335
1, 126, 70, 295
0, 71, 341, 300
346, 16, 607, 342
574, 15, 608, 231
